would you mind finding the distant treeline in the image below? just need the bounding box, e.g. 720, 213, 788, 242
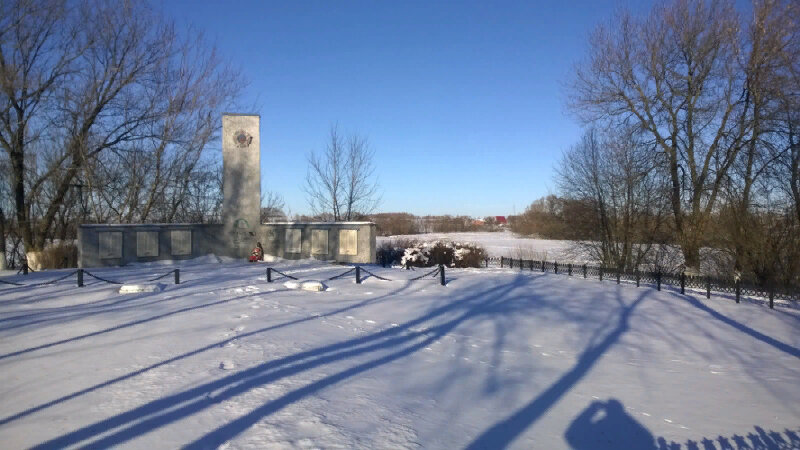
367, 213, 502, 236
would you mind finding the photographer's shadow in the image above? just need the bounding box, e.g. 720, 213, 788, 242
565, 399, 656, 449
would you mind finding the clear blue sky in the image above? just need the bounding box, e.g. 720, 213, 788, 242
156, 1, 660, 217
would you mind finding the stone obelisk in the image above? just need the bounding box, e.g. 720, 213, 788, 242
222, 114, 261, 258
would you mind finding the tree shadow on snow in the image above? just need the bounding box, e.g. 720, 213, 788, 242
27, 274, 540, 449
669, 292, 800, 360
0, 283, 413, 427
464, 289, 651, 449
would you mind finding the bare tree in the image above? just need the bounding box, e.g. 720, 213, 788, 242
305, 125, 380, 221
558, 128, 669, 270
0, 0, 244, 258
569, 0, 748, 271
260, 190, 286, 223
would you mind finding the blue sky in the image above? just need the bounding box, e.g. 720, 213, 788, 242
156, 1, 657, 217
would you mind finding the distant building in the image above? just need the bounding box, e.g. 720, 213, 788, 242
495, 216, 508, 226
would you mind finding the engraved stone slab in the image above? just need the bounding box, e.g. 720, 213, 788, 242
311, 229, 329, 255
339, 229, 357, 256
171, 230, 192, 256
285, 229, 302, 253
136, 231, 159, 257
99, 231, 122, 259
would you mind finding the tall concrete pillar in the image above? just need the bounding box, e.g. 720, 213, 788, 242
222, 114, 261, 258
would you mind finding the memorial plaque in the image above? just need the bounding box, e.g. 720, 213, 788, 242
99, 231, 122, 259
339, 229, 357, 256
285, 229, 302, 253
136, 231, 159, 257
171, 230, 192, 256
311, 229, 328, 255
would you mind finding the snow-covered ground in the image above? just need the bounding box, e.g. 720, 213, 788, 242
0, 257, 798, 449
379, 231, 576, 261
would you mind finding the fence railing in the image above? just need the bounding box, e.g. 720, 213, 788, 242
266, 265, 447, 286
485, 256, 798, 308
0, 268, 181, 289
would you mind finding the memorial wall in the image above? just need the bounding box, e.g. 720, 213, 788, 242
77, 114, 377, 267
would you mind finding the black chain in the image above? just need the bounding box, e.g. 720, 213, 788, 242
327, 268, 356, 281
0, 270, 78, 288
409, 267, 440, 281
83, 270, 123, 285
147, 269, 177, 282
359, 267, 393, 281
271, 269, 298, 281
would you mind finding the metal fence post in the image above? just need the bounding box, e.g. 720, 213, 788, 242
735, 279, 740, 303
440, 264, 446, 286
769, 283, 774, 309
485, 258, 489, 268
554, 262, 559, 274
530, 260, 534, 271
583, 264, 587, 279
599, 268, 603, 282
77, 268, 84, 287
500, 257, 504, 268
680, 272, 685, 294
656, 272, 661, 291
23, 263, 28, 275
706, 277, 711, 299
356, 266, 362, 284
520, 259, 524, 271
616, 269, 620, 284
635, 270, 640, 287
174, 268, 180, 285
542, 261, 546, 273
267, 267, 272, 283
568, 263, 572, 276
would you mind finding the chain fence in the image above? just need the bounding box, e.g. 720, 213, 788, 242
0, 268, 181, 290
267, 265, 446, 286
486, 256, 798, 308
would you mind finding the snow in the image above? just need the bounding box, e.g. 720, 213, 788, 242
119, 284, 165, 294
0, 257, 798, 449
283, 280, 326, 292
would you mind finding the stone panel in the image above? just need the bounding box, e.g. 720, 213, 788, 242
99, 232, 122, 259
171, 230, 192, 256
136, 231, 159, 257
339, 229, 358, 256
285, 229, 302, 253
311, 229, 328, 254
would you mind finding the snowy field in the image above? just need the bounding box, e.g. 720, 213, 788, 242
379, 231, 576, 261
0, 257, 798, 449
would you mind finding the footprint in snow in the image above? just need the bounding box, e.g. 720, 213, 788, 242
219, 361, 235, 370
365, 320, 376, 324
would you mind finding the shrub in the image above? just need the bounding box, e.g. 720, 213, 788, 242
379, 239, 487, 268
37, 242, 78, 269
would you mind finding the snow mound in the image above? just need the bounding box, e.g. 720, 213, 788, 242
263, 254, 282, 262
118, 283, 165, 294
283, 280, 326, 292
